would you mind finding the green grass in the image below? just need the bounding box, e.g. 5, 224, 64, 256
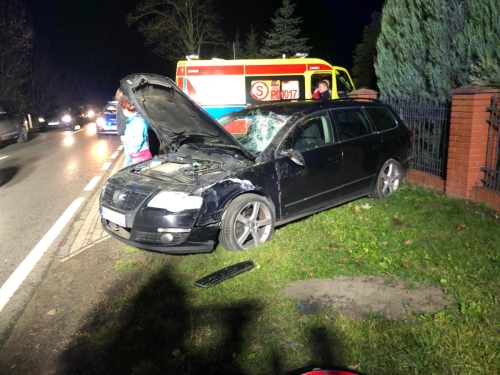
114, 260, 137, 270
70, 185, 500, 374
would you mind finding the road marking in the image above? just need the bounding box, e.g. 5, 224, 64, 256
101, 162, 111, 171
117, 145, 124, 151
0, 156, 9, 161
83, 176, 101, 191
110, 151, 119, 159
0, 197, 85, 312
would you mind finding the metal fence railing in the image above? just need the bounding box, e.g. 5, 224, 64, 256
383, 97, 450, 178
483, 94, 500, 191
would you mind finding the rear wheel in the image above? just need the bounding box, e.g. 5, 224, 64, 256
372, 158, 402, 199
219, 194, 275, 252
17, 122, 28, 143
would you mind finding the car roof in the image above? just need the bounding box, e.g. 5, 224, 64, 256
243, 99, 393, 115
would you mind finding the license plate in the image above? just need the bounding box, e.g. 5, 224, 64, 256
48, 122, 59, 125
100, 206, 126, 227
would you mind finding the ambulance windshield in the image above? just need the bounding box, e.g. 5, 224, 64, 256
217, 110, 291, 154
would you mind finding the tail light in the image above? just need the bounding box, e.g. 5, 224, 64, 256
408, 130, 414, 142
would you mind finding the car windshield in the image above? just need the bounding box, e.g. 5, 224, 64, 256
217, 109, 291, 154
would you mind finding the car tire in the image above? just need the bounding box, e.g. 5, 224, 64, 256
17, 123, 28, 143
219, 194, 275, 252
372, 158, 402, 199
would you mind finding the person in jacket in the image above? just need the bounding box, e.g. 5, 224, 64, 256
115, 88, 129, 167
312, 81, 331, 101
121, 98, 149, 166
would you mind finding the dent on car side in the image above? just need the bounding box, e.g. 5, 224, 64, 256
99, 74, 412, 254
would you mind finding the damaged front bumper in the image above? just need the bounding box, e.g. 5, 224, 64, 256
101, 217, 219, 253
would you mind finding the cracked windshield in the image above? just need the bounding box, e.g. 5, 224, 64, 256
217, 109, 291, 154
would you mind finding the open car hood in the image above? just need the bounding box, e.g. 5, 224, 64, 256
121, 74, 255, 161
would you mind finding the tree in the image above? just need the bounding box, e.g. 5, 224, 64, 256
0, 0, 33, 104
261, 0, 310, 58
231, 29, 245, 59
375, 0, 500, 99
244, 25, 261, 59
351, 12, 381, 90
463, 0, 500, 87
126, 0, 224, 61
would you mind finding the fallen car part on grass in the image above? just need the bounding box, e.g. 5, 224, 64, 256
194, 260, 255, 288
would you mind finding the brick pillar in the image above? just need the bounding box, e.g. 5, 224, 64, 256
348, 88, 378, 101
445, 86, 500, 198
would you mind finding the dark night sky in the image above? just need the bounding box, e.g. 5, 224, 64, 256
24, 0, 384, 103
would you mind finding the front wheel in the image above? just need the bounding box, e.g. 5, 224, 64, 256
17, 123, 28, 143
219, 194, 275, 252
372, 158, 402, 199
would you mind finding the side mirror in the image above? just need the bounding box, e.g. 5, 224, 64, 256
280, 149, 305, 166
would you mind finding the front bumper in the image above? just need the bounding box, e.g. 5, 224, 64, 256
101, 218, 218, 253
97, 126, 117, 135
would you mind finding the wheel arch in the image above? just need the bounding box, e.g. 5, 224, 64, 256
195, 179, 276, 227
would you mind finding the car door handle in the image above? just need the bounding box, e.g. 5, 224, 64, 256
370, 145, 382, 151
330, 157, 340, 163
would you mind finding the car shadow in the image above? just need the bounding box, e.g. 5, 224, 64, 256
0, 166, 20, 187
0, 158, 38, 188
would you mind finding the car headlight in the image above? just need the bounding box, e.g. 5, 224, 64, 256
62, 114, 72, 122
147, 191, 203, 212
38, 117, 45, 122
87, 110, 95, 118
96, 117, 106, 126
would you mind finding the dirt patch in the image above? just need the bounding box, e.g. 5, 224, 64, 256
284, 276, 453, 320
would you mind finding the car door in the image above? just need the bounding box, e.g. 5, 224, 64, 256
0, 101, 15, 140
275, 111, 343, 219
330, 107, 383, 196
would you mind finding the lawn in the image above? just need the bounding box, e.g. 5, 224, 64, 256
63, 185, 500, 375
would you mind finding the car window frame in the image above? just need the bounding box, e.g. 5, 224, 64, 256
329, 106, 375, 142
363, 106, 399, 133
275, 110, 335, 156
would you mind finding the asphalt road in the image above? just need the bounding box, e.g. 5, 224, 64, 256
0, 124, 122, 310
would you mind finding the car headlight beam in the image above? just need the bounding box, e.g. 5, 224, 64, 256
62, 114, 72, 123
147, 191, 203, 212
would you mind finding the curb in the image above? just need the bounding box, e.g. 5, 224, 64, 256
58, 152, 124, 259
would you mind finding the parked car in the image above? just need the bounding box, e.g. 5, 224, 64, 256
99, 74, 413, 254
95, 101, 118, 137
39, 108, 84, 131
0, 100, 28, 144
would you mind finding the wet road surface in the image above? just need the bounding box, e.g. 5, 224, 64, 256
0, 125, 122, 303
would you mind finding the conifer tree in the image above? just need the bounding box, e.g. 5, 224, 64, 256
375, 0, 500, 99
261, 0, 310, 58
231, 29, 245, 59
244, 25, 261, 59
352, 12, 381, 89
463, 0, 500, 87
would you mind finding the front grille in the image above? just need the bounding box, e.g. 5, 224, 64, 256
102, 182, 151, 211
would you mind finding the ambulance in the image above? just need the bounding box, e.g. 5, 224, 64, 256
175, 57, 355, 119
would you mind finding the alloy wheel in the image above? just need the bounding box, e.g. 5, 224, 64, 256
233, 201, 273, 248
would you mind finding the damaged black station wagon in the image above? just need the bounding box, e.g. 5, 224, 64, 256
100, 74, 413, 253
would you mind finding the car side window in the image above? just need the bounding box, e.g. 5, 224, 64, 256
331, 108, 372, 141
282, 113, 333, 152
364, 107, 398, 132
